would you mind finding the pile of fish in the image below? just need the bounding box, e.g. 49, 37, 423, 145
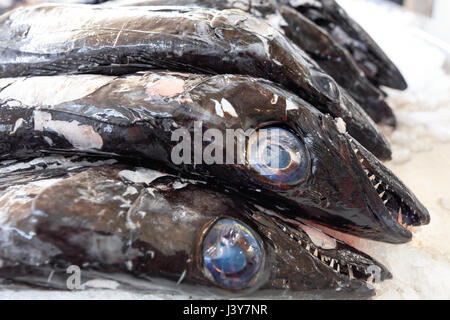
0, 0, 430, 299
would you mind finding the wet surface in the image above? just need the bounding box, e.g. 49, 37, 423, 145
0, 0, 447, 299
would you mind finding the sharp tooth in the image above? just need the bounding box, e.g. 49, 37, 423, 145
330, 259, 335, 268
354, 148, 359, 154
369, 175, 376, 181
374, 181, 381, 189
397, 207, 403, 225
379, 191, 385, 198
360, 159, 364, 164
364, 169, 369, 175
336, 264, 340, 273
383, 199, 389, 205
313, 249, 319, 257
297, 240, 302, 245
306, 244, 310, 251
348, 265, 354, 279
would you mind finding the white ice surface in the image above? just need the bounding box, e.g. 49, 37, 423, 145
1, 0, 449, 300
338, 0, 450, 300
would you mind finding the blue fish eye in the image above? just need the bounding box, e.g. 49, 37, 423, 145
247, 127, 309, 187
202, 219, 264, 290
311, 71, 340, 103
262, 144, 292, 169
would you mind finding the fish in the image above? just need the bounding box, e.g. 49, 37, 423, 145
0, 156, 392, 298
0, 2, 430, 299
102, 0, 397, 126
0, 72, 430, 244
0, 3, 392, 159
287, 0, 408, 90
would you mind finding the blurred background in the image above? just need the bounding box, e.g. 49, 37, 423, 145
337, 0, 450, 300
386, 0, 450, 44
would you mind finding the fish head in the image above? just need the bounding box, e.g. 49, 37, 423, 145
184, 200, 393, 299
208, 7, 392, 160
288, 0, 408, 90
0, 160, 390, 298
191, 76, 429, 244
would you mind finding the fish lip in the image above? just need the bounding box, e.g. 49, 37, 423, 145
349, 136, 431, 236
262, 210, 392, 288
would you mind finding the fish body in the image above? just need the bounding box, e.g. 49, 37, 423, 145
0, 156, 391, 298
0, 72, 429, 244
0, 0, 430, 299
0, 3, 391, 159
288, 0, 408, 90
103, 0, 397, 126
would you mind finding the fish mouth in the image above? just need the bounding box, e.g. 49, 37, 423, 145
259, 208, 392, 288
349, 136, 430, 239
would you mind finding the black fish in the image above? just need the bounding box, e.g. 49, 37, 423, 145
0, 3, 391, 159
103, 0, 397, 126
0, 72, 429, 243
288, 0, 408, 90
0, 156, 391, 298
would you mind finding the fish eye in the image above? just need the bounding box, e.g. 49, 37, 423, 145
311, 70, 340, 103
246, 127, 310, 187
202, 219, 264, 290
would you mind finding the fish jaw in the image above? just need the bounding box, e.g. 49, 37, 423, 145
249, 210, 392, 298
348, 136, 431, 228
187, 77, 420, 243
281, 110, 429, 243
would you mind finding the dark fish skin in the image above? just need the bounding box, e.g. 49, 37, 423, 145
0, 72, 429, 243
104, 0, 396, 127
0, 3, 392, 159
0, 157, 391, 298
286, 0, 408, 90
275, 5, 396, 127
